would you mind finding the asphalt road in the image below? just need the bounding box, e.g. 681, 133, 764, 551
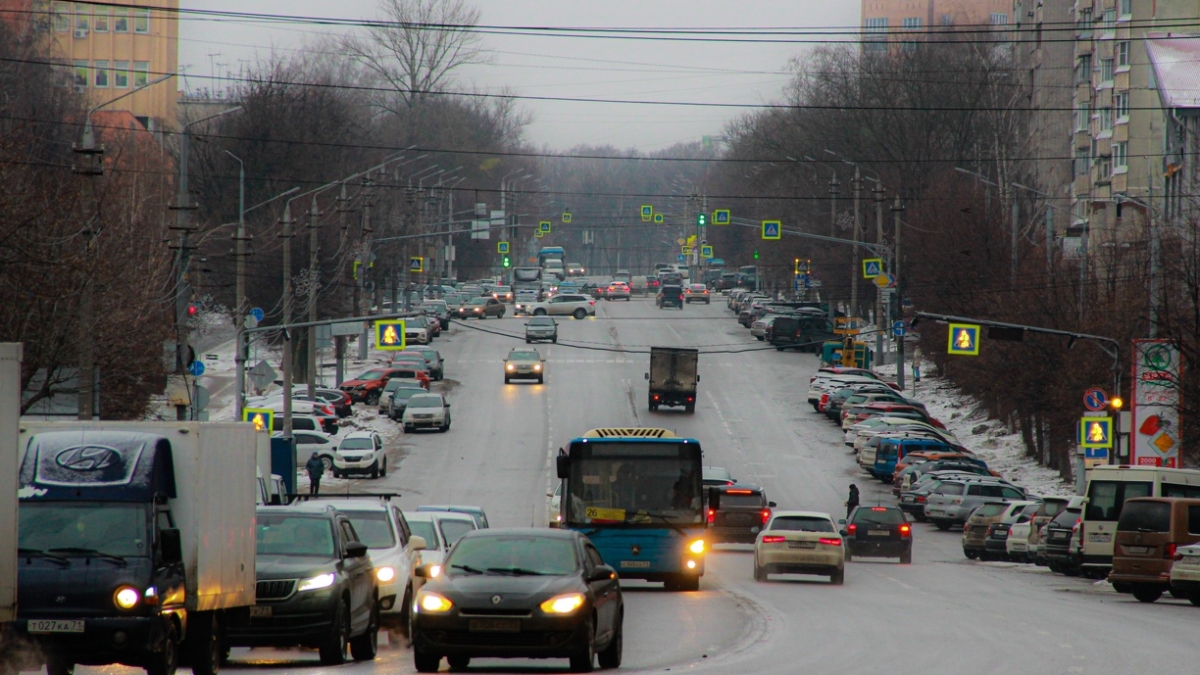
76, 295, 1198, 675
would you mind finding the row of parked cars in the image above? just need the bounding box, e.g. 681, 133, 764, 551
725, 289, 837, 351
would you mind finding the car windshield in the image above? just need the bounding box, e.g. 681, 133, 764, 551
1118, 501, 1172, 532
1050, 508, 1081, 528
408, 396, 442, 409
355, 370, 385, 381
973, 503, 1008, 518
853, 507, 906, 525
439, 520, 475, 547
528, 317, 554, 326
468, 298, 489, 306
494, 286, 511, 292
19, 503, 150, 558
446, 535, 579, 576
509, 351, 540, 361
769, 516, 835, 533
393, 388, 424, 402
256, 514, 335, 557
340, 510, 396, 549
340, 437, 374, 450
568, 454, 702, 526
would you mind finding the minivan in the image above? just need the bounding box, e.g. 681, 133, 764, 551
1108, 497, 1200, 603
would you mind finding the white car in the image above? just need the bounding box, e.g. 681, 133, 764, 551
333, 430, 387, 478
753, 511, 845, 584
402, 511, 479, 597
548, 482, 563, 527
514, 289, 540, 314
1170, 543, 1200, 602
401, 393, 451, 433
404, 323, 430, 345
527, 293, 596, 319
274, 429, 337, 472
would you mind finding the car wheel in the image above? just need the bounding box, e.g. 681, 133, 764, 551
830, 568, 845, 585
844, 550, 853, 563
537, 376, 544, 384
1189, 592, 1200, 607
187, 612, 222, 675
319, 600, 350, 665
145, 622, 179, 675
45, 657, 74, 675
349, 600, 380, 661
504, 376, 511, 384
568, 617, 595, 672
573, 308, 587, 319
320, 456, 334, 472
553, 337, 558, 344
1132, 586, 1164, 603
447, 655, 470, 671
534, 309, 547, 316
684, 402, 695, 413
365, 391, 380, 406
934, 522, 951, 531
596, 611, 623, 669
526, 338, 532, 343
403, 424, 414, 433
381, 459, 387, 478
756, 335, 764, 341
413, 650, 441, 673
753, 556, 766, 582
1169, 587, 1187, 600
371, 462, 379, 479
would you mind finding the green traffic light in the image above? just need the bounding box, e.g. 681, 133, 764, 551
753, 250, 760, 260
697, 213, 707, 226
502, 256, 511, 268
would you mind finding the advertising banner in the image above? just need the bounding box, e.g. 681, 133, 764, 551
1131, 340, 1182, 467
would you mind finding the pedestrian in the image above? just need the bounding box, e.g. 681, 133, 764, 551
305, 452, 325, 496
845, 484, 860, 519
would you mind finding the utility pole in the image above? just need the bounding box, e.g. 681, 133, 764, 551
873, 184, 886, 364
828, 174, 839, 238
849, 167, 862, 320
1011, 194, 1020, 285
73, 122, 103, 421
1148, 164, 1159, 338
170, 128, 200, 422
336, 184, 350, 385
306, 196, 321, 395
281, 204, 295, 438
357, 174, 374, 360
893, 196, 906, 390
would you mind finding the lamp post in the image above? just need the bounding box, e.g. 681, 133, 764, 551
224, 151, 247, 323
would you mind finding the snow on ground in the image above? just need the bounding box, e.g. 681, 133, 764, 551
874, 357, 1076, 497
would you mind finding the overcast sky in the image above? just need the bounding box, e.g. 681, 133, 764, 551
179, 1, 861, 152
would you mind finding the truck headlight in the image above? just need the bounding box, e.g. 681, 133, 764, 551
298, 573, 336, 592
376, 566, 396, 583
114, 586, 140, 609
688, 539, 706, 555
539, 593, 585, 615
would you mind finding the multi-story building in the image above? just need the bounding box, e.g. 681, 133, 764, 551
861, 0, 1014, 50
1, 0, 179, 132
1147, 35, 1200, 228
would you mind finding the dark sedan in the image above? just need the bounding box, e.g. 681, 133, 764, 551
456, 297, 506, 319
708, 485, 776, 544
841, 505, 912, 563
411, 528, 623, 673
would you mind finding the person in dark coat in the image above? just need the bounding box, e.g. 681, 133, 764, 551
305, 452, 325, 495
846, 484, 860, 518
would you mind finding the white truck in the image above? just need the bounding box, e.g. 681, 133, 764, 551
8, 421, 259, 675
1, 344, 20, 628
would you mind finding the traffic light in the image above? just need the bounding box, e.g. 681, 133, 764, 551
697, 213, 707, 227
502, 255, 511, 268
187, 303, 199, 317
753, 250, 760, 260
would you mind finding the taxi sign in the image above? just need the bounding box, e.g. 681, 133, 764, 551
862, 258, 883, 279
761, 220, 781, 240
243, 408, 274, 433
375, 319, 407, 351
653, 213, 664, 224
409, 256, 424, 273
947, 323, 980, 356
539, 221, 552, 233
641, 205, 653, 221
497, 241, 510, 254
1080, 417, 1113, 449
700, 244, 714, 259
713, 209, 731, 225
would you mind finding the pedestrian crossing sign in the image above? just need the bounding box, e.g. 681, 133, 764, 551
1080, 417, 1113, 449
947, 323, 980, 356
562, 212, 572, 223
375, 319, 407, 351
497, 241, 510, 254
862, 258, 882, 279
762, 220, 781, 240
653, 213, 664, 224
540, 221, 552, 233
243, 408, 274, 433
641, 205, 653, 221
410, 256, 424, 273
700, 245, 714, 259
682, 245, 693, 255
535, 229, 544, 238
714, 209, 731, 225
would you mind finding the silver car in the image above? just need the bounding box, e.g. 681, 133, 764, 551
525, 316, 558, 344
924, 479, 1027, 530
504, 347, 545, 384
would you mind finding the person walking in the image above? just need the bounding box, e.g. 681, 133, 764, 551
846, 484, 860, 519
305, 452, 325, 496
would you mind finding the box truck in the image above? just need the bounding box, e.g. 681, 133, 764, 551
645, 347, 699, 413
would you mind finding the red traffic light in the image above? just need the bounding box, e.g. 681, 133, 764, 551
187, 304, 199, 317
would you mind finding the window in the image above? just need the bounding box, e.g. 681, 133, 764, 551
93, 60, 108, 87
1117, 41, 1130, 67
134, 7, 149, 33
941, 14, 953, 26
1162, 483, 1200, 499
1101, 8, 1116, 29
1190, 506, 1200, 535
902, 17, 920, 52
1120, 0, 1132, 16
113, 60, 129, 88
52, 1, 69, 31
1100, 58, 1114, 83
1076, 54, 1092, 84
113, 6, 129, 32
93, 6, 108, 32
1075, 149, 1090, 178
72, 60, 88, 87
990, 12, 1008, 25
1085, 480, 1153, 521
1075, 103, 1090, 131
133, 61, 149, 87
1116, 501, 1170, 532
1099, 106, 1112, 131
864, 17, 888, 52
1114, 92, 1129, 121
74, 3, 89, 32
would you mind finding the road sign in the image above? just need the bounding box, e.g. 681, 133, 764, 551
497, 241, 510, 254
247, 360, 276, 391
681, 245, 693, 255
677, 254, 686, 262
653, 213, 664, 224
250, 307, 265, 322
1083, 387, 1109, 412
893, 320, 908, 337
375, 320, 407, 351
539, 221, 552, 233
700, 245, 714, 259
243, 408, 274, 433
873, 272, 895, 288
535, 229, 544, 238
676, 238, 686, 246
862, 258, 883, 279
188, 360, 205, 377
761, 220, 781, 240
641, 205, 653, 221
410, 256, 424, 273
947, 323, 980, 356
562, 212, 572, 223
1080, 417, 1114, 449
713, 209, 730, 225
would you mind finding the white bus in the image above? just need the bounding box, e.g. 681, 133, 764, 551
1081, 465, 1200, 575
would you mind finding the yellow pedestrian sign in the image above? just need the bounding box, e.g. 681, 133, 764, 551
653, 213, 664, 224
641, 205, 653, 221
713, 209, 730, 225
562, 212, 572, 223
497, 241, 510, 254
686, 234, 696, 246
1080, 417, 1113, 449
762, 220, 781, 240
947, 323, 980, 356
410, 256, 424, 273
700, 245, 714, 259
375, 319, 407, 351
539, 221, 552, 233
862, 258, 883, 279
243, 408, 274, 433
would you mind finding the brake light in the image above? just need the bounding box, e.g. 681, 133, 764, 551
706, 509, 715, 524
847, 524, 857, 534
870, 507, 887, 512
818, 537, 841, 546
762, 535, 785, 544
1165, 543, 1177, 560
762, 509, 772, 524
725, 489, 753, 495
915, 496, 926, 503
653, 395, 660, 401
899, 524, 911, 537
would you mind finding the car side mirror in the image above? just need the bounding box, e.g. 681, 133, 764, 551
409, 535, 427, 552
159, 528, 183, 565
839, 529, 848, 537
414, 563, 441, 579
588, 564, 617, 583
768, 501, 777, 508
556, 454, 570, 480
644, 372, 650, 381
345, 542, 369, 559
837, 519, 847, 526
707, 487, 721, 511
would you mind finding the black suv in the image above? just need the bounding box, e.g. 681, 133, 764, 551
657, 285, 684, 309
841, 505, 913, 563
708, 485, 776, 544
228, 504, 380, 665
1041, 505, 1082, 574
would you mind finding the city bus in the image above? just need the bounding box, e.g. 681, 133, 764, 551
1081, 465, 1200, 575
555, 428, 707, 591
538, 246, 566, 268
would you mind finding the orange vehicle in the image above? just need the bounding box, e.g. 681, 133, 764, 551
891, 451, 981, 492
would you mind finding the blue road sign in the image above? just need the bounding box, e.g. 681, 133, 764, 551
250, 307, 265, 322
1084, 447, 1109, 459
188, 360, 205, 377
1083, 388, 1109, 412
714, 209, 731, 225
862, 259, 883, 278
761, 220, 781, 240
893, 320, 908, 337
677, 254, 686, 262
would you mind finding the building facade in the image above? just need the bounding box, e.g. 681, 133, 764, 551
861, 0, 1014, 50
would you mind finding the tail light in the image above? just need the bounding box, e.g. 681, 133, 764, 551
847, 524, 857, 535
915, 496, 926, 503
761, 509, 772, 525
899, 524, 911, 537
818, 537, 841, 546
762, 535, 785, 544
1165, 543, 1178, 560
653, 395, 660, 401
706, 509, 715, 524
687, 396, 694, 402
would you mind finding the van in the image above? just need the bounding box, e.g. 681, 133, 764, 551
1081, 465, 1200, 576
1108, 497, 1200, 602
874, 438, 957, 481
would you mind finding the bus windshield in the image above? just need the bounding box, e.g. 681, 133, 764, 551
565, 443, 702, 527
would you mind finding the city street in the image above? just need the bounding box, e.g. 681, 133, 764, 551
78, 298, 1197, 675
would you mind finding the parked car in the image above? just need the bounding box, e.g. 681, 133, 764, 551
1008, 496, 1071, 563
684, 283, 711, 304
334, 430, 387, 479
414, 347, 444, 381
1042, 504, 1084, 575
925, 480, 1026, 530
708, 485, 776, 544
401, 393, 452, 433
387, 385, 427, 421
421, 300, 451, 330
341, 367, 417, 405
657, 284, 684, 309
754, 511, 844, 584
841, 505, 912, 563
964, 500, 1039, 561
529, 293, 595, 319
277, 429, 338, 472
504, 348, 545, 384
525, 316, 559, 343
456, 297, 506, 319
1169, 542, 1200, 605
1109, 497, 1200, 602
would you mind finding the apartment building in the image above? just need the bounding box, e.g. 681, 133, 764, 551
1146, 35, 1200, 227
861, 0, 1014, 49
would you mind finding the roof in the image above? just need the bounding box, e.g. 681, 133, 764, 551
403, 510, 478, 523
342, 430, 377, 439
259, 502, 339, 515
768, 510, 835, 520
584, 428, 675, 438
1146, 34, 1200, 110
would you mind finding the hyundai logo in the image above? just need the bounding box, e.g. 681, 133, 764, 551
491, 595, 503, 605
631, 545, 641, 556
55, 445, 122, 472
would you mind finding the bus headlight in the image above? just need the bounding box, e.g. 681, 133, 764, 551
539, 593, 585, 615
688, 539, 706, 555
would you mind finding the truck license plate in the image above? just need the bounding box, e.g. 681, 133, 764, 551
28, 620, 84, 633
1124, 546, 1149, 555
620, 560, 651, 569
250, 606, 273, 618
1088, 533, 1112, 543
469, 619, 520, 632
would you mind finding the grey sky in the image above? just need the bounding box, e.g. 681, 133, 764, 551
179, 1, 862, 151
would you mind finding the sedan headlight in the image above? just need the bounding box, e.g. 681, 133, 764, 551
376, 566, 396, 583
114, 586, 140, 609
540, 593, 585, 615
418, 591, 454, 613
297, 573, 336, 592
